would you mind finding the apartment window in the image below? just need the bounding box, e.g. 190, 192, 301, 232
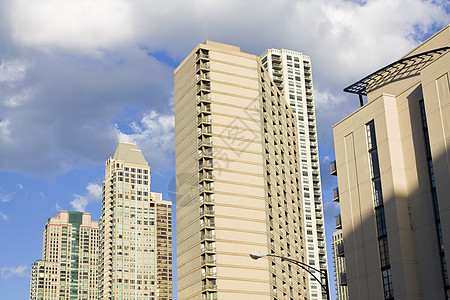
382, 269, 394, 299
376, 207, 387, 236
379, 236, 390, 267
287, 55, 292, 60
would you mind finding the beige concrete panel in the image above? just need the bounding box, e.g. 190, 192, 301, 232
214, 193, 265, 207
212, 92, 259, 107
211, 61, 258, 78
216, 231, 267, 247
212, 116, 262, 133
213, 149, 263, 164
214, 181, 264, 198
217, 291, 270, 299
216, 276, 269, 291
213, 159, 264, 175
215, 203, 266, 222
357, 181, 374, 214
210, 51, 257, 68
213, 171, 264, 186
212, 105, 260, 122
416, 255, 447, 295
210, 72, 259, 90
211, 82, 258, 98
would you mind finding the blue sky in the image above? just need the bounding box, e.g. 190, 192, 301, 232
0, 0, 449, 299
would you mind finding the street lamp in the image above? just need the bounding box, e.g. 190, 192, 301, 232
250, 252, 330, 300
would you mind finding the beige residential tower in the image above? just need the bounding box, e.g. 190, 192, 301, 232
175, 41, 309, 299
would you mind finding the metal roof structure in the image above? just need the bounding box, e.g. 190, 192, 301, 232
343, 47, 450, 104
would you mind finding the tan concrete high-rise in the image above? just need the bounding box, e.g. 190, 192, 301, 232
260, 48, 328, 300
175, 41, 308, 299
331, 25, 450, 299
99, 142, 172, 300
30, 211, 99, 300
331, 230, 348, 300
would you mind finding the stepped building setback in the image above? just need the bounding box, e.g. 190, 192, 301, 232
175, 41, 316, 299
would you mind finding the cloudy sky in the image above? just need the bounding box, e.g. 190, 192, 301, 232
0, 0, 448, 298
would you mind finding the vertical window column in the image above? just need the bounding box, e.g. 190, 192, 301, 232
366, 120, 394, 300
420, 100, 449, 298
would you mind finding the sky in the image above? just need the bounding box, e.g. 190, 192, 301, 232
0, 0, 448, 299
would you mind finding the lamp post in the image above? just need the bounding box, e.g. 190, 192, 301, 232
250, 252, 330, 300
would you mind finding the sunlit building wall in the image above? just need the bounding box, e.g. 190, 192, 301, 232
175, 41, 308, 299
332, 25, 450, 299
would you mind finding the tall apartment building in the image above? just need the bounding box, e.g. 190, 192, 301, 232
99, 142, 172, 300
260, 48, 328, 300
30, 211, 99, 300
331, 230, 348, 300
331, 25, 450, 299
175, 41, 309, 299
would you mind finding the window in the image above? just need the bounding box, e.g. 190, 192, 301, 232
378, 236, 390, 268
382, 269, 394, 299
376, 207, 387, 237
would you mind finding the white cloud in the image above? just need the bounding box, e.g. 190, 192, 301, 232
0, 265, 28, 278
10, 0, 135, 54
0, 192, 13, 203
0, 211, 8, 221
0, 0, 448, 178
116, 109, 175, 171
70, 182, 102, 212
0, 59, 28, 84
16, 183, 23, 190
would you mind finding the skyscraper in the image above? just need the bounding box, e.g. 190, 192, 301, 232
99, 142, 172, 300
175, 41, 309, 299
30, 211, 99, 300
260, 48, 328, 300
331, 25, 450, 299
331, 230, 348, 300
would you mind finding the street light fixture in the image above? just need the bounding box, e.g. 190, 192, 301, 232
250, 252, 330, 300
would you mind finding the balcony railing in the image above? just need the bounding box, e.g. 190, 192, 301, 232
335, 214, 342, 229
337, 243, 345, 257
330, 160, 337, 175
333, 187, 339, 202
340, 272, 347, 286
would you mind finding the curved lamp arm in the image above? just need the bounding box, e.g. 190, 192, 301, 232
250, 252, 330, 300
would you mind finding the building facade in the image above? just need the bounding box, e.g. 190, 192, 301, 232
260, 48, 328, 300
332, 25, 450, 299
175, 41, 309, 299
30, 211, 99, 300
331, 230, 348, 300
99, 142, 172, 300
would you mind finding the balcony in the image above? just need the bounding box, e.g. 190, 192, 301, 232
333, 187, 339, 202
200, 220, 215, 228
202, 271, 217, 277
200, 232, 216, 240
198, 116, 212, 124
335, 214, 342, 229
199, 196, 214, 204
199, 185, 214, 193
337, 243, 345, 257
198, 139, 213, 147
330, 160, 337, 175
272, 62, 282, 69
202, 258, 216, 265
272, 55, 282, 62
202, 284, 217, 290
339, 272, 347, 286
